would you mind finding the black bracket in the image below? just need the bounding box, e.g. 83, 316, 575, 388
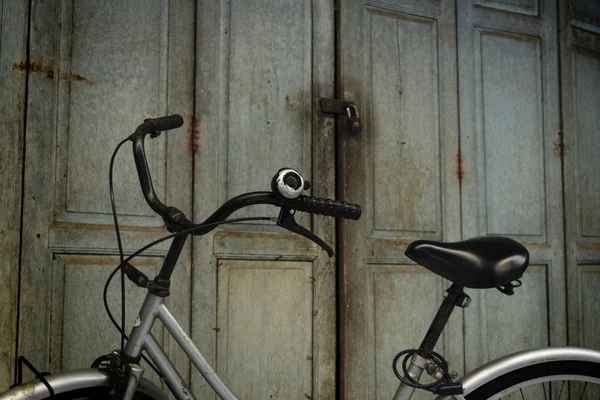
319, 98, 362, 135
320, 98, 354, 115
445, 286, 471, 308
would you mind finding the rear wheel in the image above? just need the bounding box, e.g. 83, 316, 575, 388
464, 360, 600, 400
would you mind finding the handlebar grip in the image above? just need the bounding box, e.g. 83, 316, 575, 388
145, 114, 184, 131
300, 196, 361, 220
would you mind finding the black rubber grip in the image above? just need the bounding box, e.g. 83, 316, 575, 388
301, 196, 361, 220
145, 114, 184, 131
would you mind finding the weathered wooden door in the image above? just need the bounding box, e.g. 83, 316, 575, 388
19, 0, 195, 386
0, 0, 29, 389
337, 1, 463, 400
562, 0, 600, 351
457, 0, 566, 372
13, 1, 599, 399
190, 2, 337, 399
338, 0, 567, 399
17, 1, 338, 398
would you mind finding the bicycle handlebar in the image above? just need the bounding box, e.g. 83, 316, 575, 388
130, 115, 361, 235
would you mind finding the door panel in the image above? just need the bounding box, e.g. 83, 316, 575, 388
457, 0, 565, 371
338, 1, 462, 400
194, 1, 336, 399
216, 260, 313, 400
49, 255, 163, 383
561, 0, 600, 351
369, 9, 442, 238
0, 0, 28, 387
19, 0, 194, 386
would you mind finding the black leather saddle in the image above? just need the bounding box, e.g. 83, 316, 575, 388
405, 236, 529, 289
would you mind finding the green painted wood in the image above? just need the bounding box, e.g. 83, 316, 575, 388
338, 2, 462, 400
193, 1, 336, 399
561, 0, 600, 360
18, 0, 194, 389
457, 0, 566, 372
0, 0, 28, 388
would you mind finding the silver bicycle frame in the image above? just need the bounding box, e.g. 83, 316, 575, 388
121, 291, 240, 400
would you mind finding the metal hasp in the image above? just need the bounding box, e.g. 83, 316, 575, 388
319, 98, 362, 135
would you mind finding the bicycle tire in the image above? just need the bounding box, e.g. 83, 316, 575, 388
464, 360, 600, 399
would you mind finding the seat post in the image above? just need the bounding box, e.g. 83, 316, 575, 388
416, 283, 470, 358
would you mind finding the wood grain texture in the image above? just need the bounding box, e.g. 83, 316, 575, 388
458, 0, 566, 373
369, 10, 441, 236
0, 0, 28, 387
561, 0, 600, 351
217, 261, 313, 400
193, 1, 335, 399
373, 267, 446, 400
19, 0, 194, 387
49, 255, 163, 384
474, 0, 539, 16
477, 31, 544, 238
339, 2, 461, 400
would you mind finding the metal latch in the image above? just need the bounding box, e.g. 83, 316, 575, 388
319, 98, 362, 135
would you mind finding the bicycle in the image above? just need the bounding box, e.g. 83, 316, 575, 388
2, 115, 599, 400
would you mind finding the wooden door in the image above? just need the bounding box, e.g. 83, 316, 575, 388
18, 0, 195, 386
337, 1, 463, 400
191, 2, 337, 400
457, 0, 566, 372
339, 0, 571, 399
0, 0, 29, 388
561, 0, 600, 351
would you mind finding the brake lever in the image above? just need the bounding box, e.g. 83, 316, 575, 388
277, 208, 334, 257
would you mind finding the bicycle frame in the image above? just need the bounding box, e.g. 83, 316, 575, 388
120, 290, 235, 400
5, 233, 600, 400
120, 290, 600, 400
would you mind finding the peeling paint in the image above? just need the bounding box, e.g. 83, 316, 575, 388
12, 61, 92, 84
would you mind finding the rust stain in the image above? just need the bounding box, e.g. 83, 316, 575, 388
187, 117, 200, 153
12, 61, 92, 84
553, 131, 567, 159
456, 150, 465, 186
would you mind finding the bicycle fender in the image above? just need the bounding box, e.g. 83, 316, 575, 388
435, 346, 600, 399
0, 368, 169, 400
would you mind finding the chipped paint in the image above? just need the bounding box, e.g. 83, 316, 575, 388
12, 61, 92, 84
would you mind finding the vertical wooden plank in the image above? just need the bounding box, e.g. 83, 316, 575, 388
19, 0, 194, 388
560, 0, 600, 351
50, 255, 163, 384
311, 3, 337, 400
338, 2, 461, 400
164, 0, 195, 384
18, 0, 59, 375
458, 0, 565, 372
217, 261, 313, 400
0, 0, 28, 388
372, 267, 446, 400
194, 1, 335, 400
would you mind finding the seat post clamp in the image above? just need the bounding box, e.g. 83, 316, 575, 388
445, 288, 471, 308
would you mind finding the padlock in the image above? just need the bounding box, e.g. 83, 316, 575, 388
346, 105, 362, 134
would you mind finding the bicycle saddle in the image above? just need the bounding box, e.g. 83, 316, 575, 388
405, 236, 529, 289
